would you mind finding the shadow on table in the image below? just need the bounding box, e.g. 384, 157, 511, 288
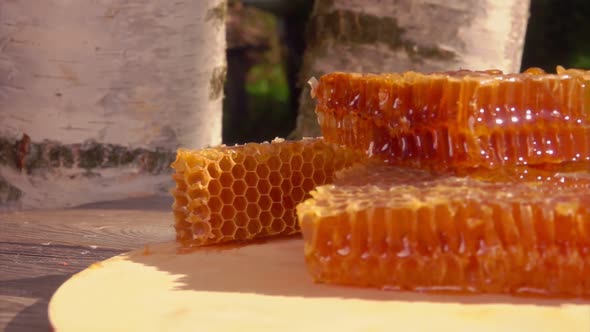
127, 237, 590, 307
2, 274, 72, 332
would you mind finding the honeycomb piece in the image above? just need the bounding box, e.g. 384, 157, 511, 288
297, 161, 590, 297
171, 138, 364, 246
314, 68, 590, 170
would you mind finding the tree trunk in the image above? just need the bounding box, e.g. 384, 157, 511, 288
293, 0, 531, 138
0, 0, 227, 209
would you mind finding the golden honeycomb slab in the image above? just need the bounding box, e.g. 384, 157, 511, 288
171, 138, 364, 246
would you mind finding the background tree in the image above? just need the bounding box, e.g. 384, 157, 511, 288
0, 0, 227, 209
292, 0, 531, 138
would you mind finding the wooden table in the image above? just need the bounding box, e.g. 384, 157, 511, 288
0, 196, 175, 331
4, 196, 590, 331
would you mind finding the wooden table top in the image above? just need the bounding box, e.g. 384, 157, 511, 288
0, 196, 175, 331
5, 196, 590, 331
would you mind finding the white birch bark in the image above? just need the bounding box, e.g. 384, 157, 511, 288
295, 0, 531, 137
0, 0, 227, 209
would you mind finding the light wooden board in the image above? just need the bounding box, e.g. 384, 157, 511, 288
49, 237, 590, 332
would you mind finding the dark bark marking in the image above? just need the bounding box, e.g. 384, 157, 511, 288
15, 134, 31, 171
206, 2, 228, 30
0, 137, 176, 175
0, 175, 22, 204
306, 10, 456, 64
209, 65, 227, 100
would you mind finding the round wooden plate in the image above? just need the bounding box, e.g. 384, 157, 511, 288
49, 237, 590, 331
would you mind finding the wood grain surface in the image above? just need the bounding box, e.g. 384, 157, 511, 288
0, 195, 174, 331
49, 238, 590, 332
5, 194, 590, 331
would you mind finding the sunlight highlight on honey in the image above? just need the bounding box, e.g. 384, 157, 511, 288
170, 66, 590, 298
297, 162, 590, 297
315, 68, 590, 170
171, 138, 363, 246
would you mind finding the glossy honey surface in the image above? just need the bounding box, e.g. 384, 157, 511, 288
315, 68, 590, 170
297, 161, 590, 296
170, 66, 590, 298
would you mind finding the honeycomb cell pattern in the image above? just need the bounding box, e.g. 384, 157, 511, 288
313, 67, 590, 171
171, 137, 364, 246
297, 161, 590, 297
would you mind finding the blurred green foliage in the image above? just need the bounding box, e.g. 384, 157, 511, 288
246, 64, 290, 102
572, 54, 590, 69
241, 63, 293, 142
222, 2, 295, 144
521, 0, 590, 71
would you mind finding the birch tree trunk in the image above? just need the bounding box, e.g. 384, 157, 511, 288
293, 0, 531, 138
0, 0, 227, 209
